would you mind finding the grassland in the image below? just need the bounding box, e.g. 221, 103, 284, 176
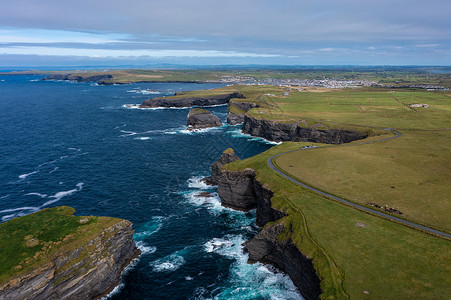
210, 81, 451, 298
0, 206, 121, 285
225, 143, 451, 299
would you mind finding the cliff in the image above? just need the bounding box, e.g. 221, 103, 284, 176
243, 222, 321, 300
0, 207, 140, 300
187, 108, 222, 130
42, 74, 113, 83
227, 101, 259, 125
202, 148, 240, 185
213, 153, 321, 299
242, 115, 369, 144
139, 92, 245, 108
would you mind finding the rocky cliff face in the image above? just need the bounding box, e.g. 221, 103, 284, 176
242, 115, 368, 144
213, 151, 321, 299
227, 101, 259, 125
186, 108, 222, 130
0, 220, 140, 300
42, 74, 113, 83
202, 149, 240, 185
217, 168, 258, 211
243, 222, 321, 300
140, 92, 245, 108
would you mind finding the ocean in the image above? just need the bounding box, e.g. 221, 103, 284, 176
0, 75, 302, 299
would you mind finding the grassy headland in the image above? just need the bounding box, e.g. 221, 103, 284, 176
0, 206, 122, 285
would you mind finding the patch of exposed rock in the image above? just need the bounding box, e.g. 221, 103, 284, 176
186, 108, 222, 130
139, 92, 245, 108
0, 219, 140, 300
227, 101, 259, 125
202, 148, 240, 185
242, 115, 368, 144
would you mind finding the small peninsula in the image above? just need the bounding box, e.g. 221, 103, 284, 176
0, 206, 140, 300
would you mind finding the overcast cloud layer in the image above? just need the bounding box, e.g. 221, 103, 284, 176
1, 0, 450, 66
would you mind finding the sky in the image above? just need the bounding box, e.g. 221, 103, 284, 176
0, 0, 450, 67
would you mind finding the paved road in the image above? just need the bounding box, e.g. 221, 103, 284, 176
267, 129, 451, 239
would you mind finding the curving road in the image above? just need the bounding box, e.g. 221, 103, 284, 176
267, 129, 451, 239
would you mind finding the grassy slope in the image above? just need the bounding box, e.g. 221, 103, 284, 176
225, 144, 451, 299
0, 206, 121, 285
276, 130, 451, 232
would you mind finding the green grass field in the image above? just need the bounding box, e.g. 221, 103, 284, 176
225, 143, 451, 299
0, 206, 121, 285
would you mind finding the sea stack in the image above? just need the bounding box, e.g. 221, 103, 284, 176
186, 108, 222, 130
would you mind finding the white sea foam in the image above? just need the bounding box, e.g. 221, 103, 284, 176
120, 130, 138, 137
150, 252, 186, 272
18, 170, 38, 179
68, 147, 81, 151
49, 167, 59, 173
136, 241, 157, 255
187, 176, 210, 189
126, 89, 163, 95
0, 206, 40, 214
183, 191, 225, 213
0, 206, 40, 221
204, 234, 302, 299
41, 183, 84, 207
134, 136, 151, 140
25, 192, 48, 198
0, 195, 10, 199
226, 128, 282, 145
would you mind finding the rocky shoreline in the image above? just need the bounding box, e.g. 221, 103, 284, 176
243, 115, 368, 144
139, 92, 245, 108
206, 150, 322, 300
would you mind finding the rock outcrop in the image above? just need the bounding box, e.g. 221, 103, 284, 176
42, 74, 113, 83
202, 148, 240, 185
217, 168, 258, 211
186, 108, 222, 130
242, 115, 368, 144
0, 209, 140, 300
227, 101, 259, 125
139, 92, 245, 108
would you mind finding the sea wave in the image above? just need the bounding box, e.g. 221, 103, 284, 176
225, 128, 282, 145
150, 251, 186, 272
203, 234, 302, 300
134, 216, 164, 241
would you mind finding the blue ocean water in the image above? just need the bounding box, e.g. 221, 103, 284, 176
0, 75, 302, 300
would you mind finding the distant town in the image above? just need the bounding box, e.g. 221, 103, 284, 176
209, 75, 450, 90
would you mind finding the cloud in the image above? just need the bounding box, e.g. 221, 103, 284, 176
0, 0, 450, 65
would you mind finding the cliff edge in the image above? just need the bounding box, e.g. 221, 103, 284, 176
210, 150, 322, 300
140, 92, 245, 108
0, 206, 140, 300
